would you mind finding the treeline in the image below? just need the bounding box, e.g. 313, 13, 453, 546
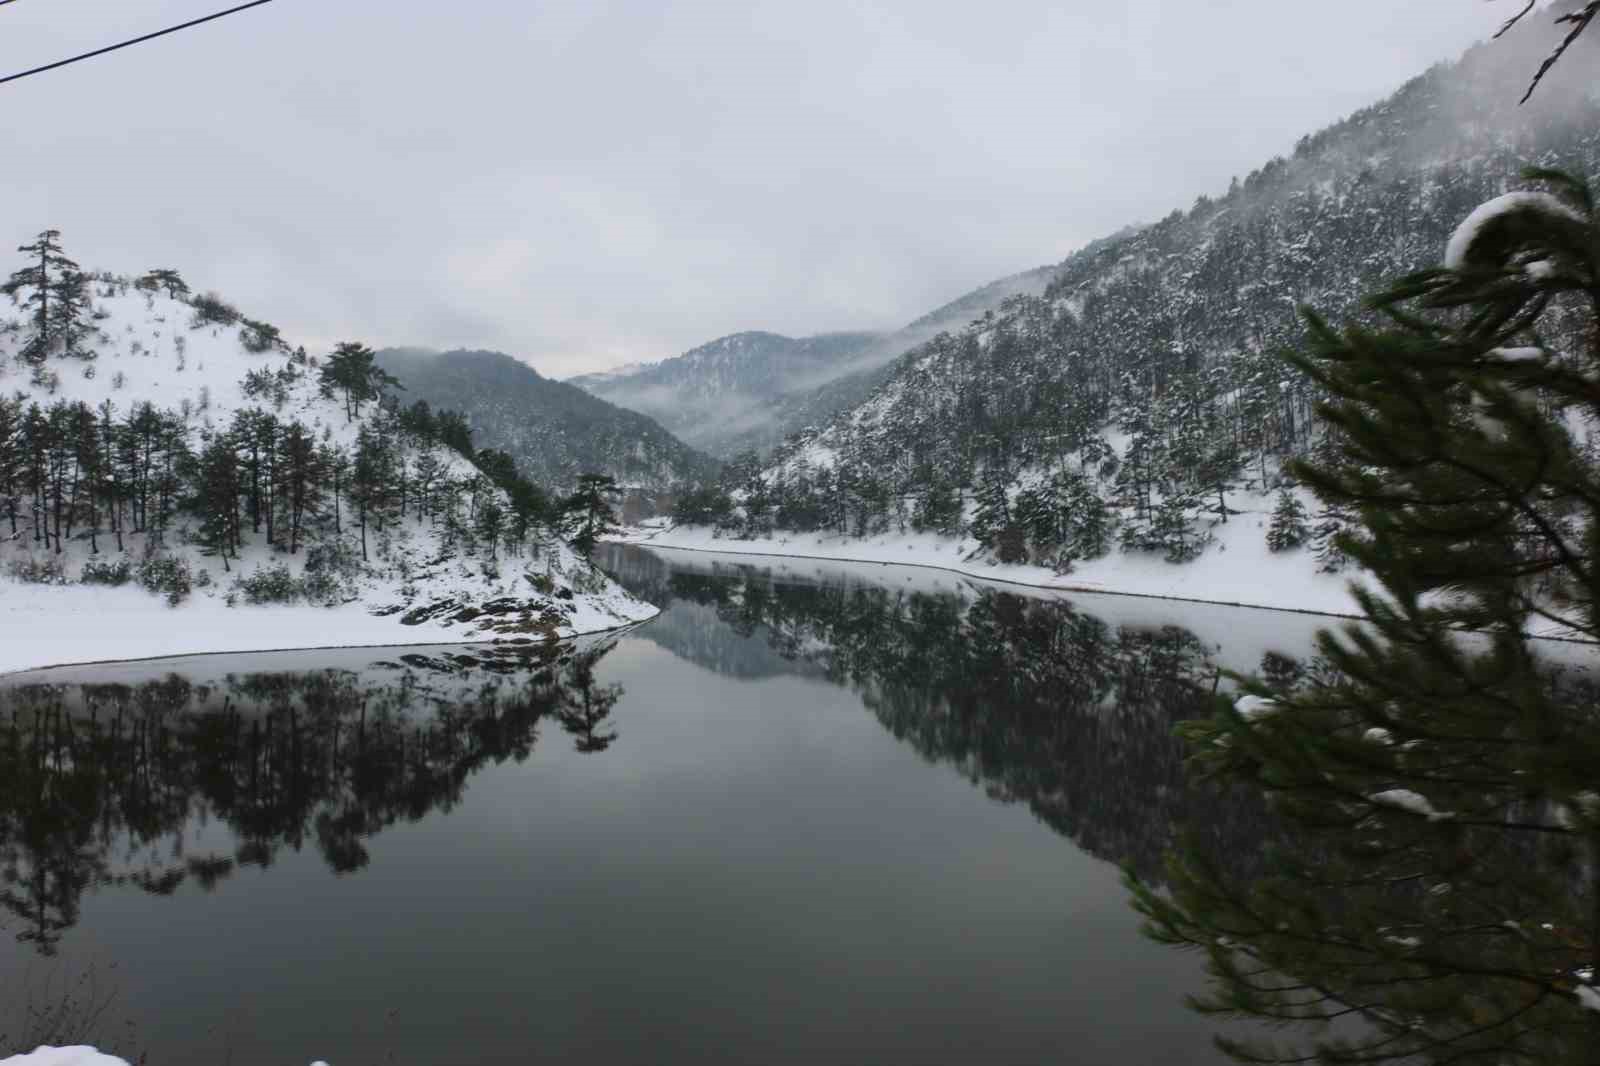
0, 228, 638, 592
0, 230, 292, 384
0, 642, 620, 955
0, 384, 557, 576
687, 33, 1600, 572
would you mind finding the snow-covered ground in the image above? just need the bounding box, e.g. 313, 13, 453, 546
0, 577, 652, 676
0, 278, 656, 675
612, 490, 1365, 619
0, 1050, 133, 1066
0, 1052, 329, 1066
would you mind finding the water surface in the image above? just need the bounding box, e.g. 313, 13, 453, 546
0, 545, 1320, 1064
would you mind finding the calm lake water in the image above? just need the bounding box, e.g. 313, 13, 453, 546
0, 544, 1333, 1065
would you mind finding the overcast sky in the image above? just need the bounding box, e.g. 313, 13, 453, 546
1, 1, 1507, 377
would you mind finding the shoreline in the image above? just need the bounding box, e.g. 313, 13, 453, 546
614, 528, 1599, 648
624, 537, 1369, 622
0, 618, 655, 679
0, 589, 662, 672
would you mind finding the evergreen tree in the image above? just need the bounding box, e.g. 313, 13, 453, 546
1310, 499, 1352, 572
1130, 170, 1600, 1063
279, 420, 321, 554
2, 230, 79, 366
912, 472, 963, 536
319, 342, 400, 422
562, 473, 620, 562
194, 432, 242, 571
135, 268, 189, 300
0, 396, 19, 539
48, 265, 91, 358
1265, 488, 1307, 552
1151, 489, 1206, 563
969, 465, 1012, 548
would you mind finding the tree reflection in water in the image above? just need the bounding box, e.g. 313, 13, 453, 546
599, 547, 1278, 883
0, 640, 623, 956
611, 551, 1600, 1061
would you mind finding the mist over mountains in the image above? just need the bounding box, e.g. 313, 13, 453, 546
570, 263, 1059, 459
374, 347, 719, 492
674, 19, 1600, 565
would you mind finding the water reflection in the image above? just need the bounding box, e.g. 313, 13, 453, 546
598, 544, 1276, 882
605, 546, 1600, 1060
0, 640, 622, 955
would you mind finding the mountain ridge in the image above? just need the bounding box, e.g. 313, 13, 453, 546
375, 346, 720, 493
569, 261, 1060, 458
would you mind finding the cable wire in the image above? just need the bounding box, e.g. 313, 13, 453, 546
0, 0, 279, 87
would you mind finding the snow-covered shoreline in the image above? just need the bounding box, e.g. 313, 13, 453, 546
0, 580, 658, 677
611, 504, 1368, 620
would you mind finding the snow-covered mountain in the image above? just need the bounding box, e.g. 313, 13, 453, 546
636, 20, 1600, 611
569, 263, 1059, 459
675, 20, 1600, 599
374, 346, 719, 493
0, 265, 656, 673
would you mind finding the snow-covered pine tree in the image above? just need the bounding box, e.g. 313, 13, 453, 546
1265, 488, 1307, 551
2, 230, 80, 368
1309, 499, 1351, 571
1131, 169, 1600, 1063
562, 472, 620, 562
969, 464, 1012, 549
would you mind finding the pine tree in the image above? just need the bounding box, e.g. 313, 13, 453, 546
912, 473, 962, 536
1130, 170, 1600, 1063
318, 342, 400, 422
2, 230, 79, 366
969, 465, 1012, 548
135, 268, 189, 300
562, 473, 620, 562
194, 433, 242, 571
0, 396, 20, 540
280, 421, 321, 554
1265, 488, 1307, 552
1309, 499, 1351, 572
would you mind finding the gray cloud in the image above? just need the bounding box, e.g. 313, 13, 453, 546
0, 1, 1496, 376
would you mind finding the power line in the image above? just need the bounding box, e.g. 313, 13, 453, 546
0, 0, 280, 87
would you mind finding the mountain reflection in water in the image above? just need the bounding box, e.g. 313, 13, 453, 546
597, 544, 1282, 881
0, 544, 1328, 1065
0, 640, 622, 956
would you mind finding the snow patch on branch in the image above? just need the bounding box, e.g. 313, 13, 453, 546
1234, 694, 1278, 721
0, 1050, 131, 1066
1444, 192, 1586, 271
1368, 788, 1454, 822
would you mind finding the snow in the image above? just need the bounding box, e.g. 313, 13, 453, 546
0, 1053, 329, 1066
1367, 789, 1454, 822
1488, 346, 1546, 363
0, 281, 657, 675
1234, 695, 1278, 721
616, 540, 1355, 678
1443, 192, 1585, 271
613, 488, 1367, 620
0, 1051, 130, 1066
0, 577, 653, 676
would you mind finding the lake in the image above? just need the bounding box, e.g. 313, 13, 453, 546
0, 544, 1333, 1065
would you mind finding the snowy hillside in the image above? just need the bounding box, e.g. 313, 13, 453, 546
569, 330, 884, 458
670, 22, 1600, 616
0, 258, 656, 674
373, 346, 719, 494
570, 262, 1060, 459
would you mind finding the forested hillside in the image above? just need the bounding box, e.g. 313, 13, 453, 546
570, 330, 881, 457
376, 347, 719, 493
688, 24, 1600, 576
572, 263, 1059, 459
0, 236, 653, 667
